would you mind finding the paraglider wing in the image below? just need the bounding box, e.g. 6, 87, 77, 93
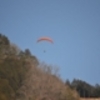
37, 37, 53, 44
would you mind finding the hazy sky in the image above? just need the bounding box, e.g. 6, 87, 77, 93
0, 0, 100, 85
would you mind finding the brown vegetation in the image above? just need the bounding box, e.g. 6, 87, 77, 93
80, 98, 100, 100
0, 33, 80, 100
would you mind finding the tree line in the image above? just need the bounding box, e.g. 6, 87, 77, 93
65, 79, 100, 98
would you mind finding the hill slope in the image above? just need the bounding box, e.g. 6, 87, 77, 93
0, 33, 79, 100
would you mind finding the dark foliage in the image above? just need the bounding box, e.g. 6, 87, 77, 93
65, 78, 100, 98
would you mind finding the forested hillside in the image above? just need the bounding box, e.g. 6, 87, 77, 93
0, 33, 79, 100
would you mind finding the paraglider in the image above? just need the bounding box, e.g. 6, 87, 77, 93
37, 37, 53, 44
37, 36, 53, 53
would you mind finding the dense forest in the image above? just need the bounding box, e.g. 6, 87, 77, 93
65, 79, 100, 98
0, 33, 79, 100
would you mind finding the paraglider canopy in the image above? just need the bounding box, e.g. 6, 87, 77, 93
36, 36, 53, 53
37, 37, 53, 44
